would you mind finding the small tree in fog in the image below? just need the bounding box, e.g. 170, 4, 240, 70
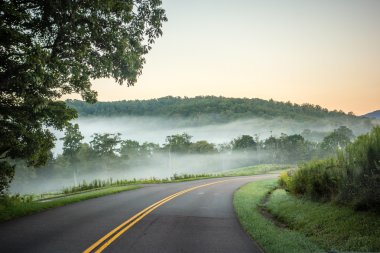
322, 126, 354, 152
61, 124, 84, 158
90, 133, 121, 158
61, 124, 84, 185
232, 135, 257, 151
164, 133, 192, 153
190, 141, 217, 154
120, 140, 141, 159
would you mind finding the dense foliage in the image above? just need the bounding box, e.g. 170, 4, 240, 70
66, 96, 369, 123
280, 127, 380, 212
0, 0, 167, 194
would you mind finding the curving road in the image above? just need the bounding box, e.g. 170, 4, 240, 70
0, 175, 275, 253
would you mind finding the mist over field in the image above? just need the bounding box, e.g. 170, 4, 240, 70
9, 114, 373, 194
53, 115, 371, 153
10, 151, 271, 194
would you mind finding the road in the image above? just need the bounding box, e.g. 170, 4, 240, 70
0, 175, 275, 253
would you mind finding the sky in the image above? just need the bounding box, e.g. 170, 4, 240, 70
74, 0, 380, 115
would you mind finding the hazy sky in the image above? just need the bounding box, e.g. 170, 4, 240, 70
73, 0, 380, 115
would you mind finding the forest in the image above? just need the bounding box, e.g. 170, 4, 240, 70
67, 96, 371, 124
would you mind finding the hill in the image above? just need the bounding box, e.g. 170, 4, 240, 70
364, 110, 380, 119
67, 96, 359, 121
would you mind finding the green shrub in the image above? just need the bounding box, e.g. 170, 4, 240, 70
291, 159, 341, 201
283, 127, 380, 211
339, 127, 380, 210
278, 171, 289, 189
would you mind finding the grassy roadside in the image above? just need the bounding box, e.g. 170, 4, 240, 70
30, 164, 285, 202
235, 179, 380, 253
0, 185, 140, 222
219, 164, 291, 177
1, 164, 285, 223
267, 189, 380, 252
234, 179, 323, 253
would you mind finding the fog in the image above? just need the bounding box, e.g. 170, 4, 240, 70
10, 151, 272, 194
11, 115, 372, 194
53, 115, 371, 154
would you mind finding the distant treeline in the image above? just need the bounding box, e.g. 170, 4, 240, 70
67, 96, 366, 123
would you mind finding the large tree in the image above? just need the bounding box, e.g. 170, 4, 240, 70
0, 0, 167, 193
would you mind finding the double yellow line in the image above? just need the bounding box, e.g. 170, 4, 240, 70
83, 179, 234, 253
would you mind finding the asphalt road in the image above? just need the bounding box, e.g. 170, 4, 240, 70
0, 175, 276, 253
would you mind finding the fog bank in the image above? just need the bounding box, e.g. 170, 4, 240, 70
53, 115, 371, 154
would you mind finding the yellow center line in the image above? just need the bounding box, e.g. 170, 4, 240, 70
83, 178, 239, 253
82, 189, 189, 253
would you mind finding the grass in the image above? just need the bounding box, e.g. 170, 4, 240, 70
0, 185, 140, 222
25, 173, 215, 201
267, 189, 380, 252
234, 179, 323, 253
0, 172, 225, 223
60, 173, 215, 195
219, 164, 291, 176
279, 127, 380, 211
1, 164, 286, 223
36, 164, 286, 201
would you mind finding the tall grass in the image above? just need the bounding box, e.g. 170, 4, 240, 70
61, 173, 213, 195
280, 127, 380, 211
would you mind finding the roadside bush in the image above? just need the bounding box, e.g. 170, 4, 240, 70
282, 127, 380, 211
278, 170, 292, 189
290, 159, 341, 201
0, 194, 33, 207
339, 128, 380, 210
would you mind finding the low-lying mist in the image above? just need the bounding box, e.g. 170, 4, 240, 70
10, 151, 271, 194
53, 115, 371, 154
10, 115, 373, 194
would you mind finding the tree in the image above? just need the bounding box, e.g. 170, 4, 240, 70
90, 133, 121, 158
60, 123, 84, 185
0, 0, 167, 192
279, 134, 308, 162
140, 142, 160, 156
322, 126, 354, 152
120, 140, 141, 159
232, 135, 257, 151
190, 140, 216, 154
61, 124, 84, 158
164, 133, 192, 153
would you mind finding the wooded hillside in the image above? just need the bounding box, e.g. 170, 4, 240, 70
67, 96, 363, 123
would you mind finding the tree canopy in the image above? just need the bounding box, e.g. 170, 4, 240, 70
61, 124, 84, 158
321, 126, 354, 151
66, 96, 372, 125
164, 133, 192, 153
232, 135, 257, 151
0, 0, 167, 194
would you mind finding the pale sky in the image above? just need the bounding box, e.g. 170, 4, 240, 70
71, 0, 380, 115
